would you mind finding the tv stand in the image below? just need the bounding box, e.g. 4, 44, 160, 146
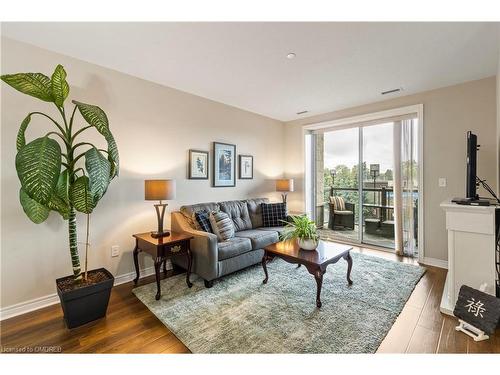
440, 201, 499, 316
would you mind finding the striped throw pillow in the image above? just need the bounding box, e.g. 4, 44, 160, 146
329, 196, 346, 211
209, 211, 235, 241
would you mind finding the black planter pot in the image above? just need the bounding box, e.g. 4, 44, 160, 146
56, 268, 114, 329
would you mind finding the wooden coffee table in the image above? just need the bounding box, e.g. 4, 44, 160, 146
262, 240, 353, 308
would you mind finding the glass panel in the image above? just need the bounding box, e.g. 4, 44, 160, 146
361, 122, 395, 249
317, 128, 360, 244
400, 119, 419, 255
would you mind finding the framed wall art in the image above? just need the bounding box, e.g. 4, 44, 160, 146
213, 142, 236, 187
239, 155, 253, 179
188, 149, 209, 179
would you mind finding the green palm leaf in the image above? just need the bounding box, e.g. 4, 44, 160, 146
1, 73, 53, 102
48, 193, 70, 219
107, 134, 119, 178
85, 147, 110, 203
19, 188, 50, 224
16, 114, 31, 151
16, 137, 62, 205
51, 65, 69, 107
49, 169, 70, 219
56, 169, 69, 204
73, 100, 119, 177
69, 176, 95, 214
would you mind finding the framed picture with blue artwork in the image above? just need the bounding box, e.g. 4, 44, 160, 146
189, 149, 209, 179
213, 142, 236, 187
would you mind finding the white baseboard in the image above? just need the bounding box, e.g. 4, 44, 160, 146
113, 265, 156, 285
0, 261, 172, 321
420, 257, 448, 269
0, 294, 62, 322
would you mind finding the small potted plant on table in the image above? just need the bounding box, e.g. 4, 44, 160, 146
2, 65, 119, 328
280, 215, 319, 250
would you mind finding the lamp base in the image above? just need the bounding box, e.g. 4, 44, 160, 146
150, 231, 170, 239
281, 193, 288, 203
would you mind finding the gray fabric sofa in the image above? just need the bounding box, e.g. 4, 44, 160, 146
171, 198, 285, 288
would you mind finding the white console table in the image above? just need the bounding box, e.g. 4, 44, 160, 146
440, 201, 498, 315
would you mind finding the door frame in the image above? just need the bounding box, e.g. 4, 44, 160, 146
303, 104, 424, 263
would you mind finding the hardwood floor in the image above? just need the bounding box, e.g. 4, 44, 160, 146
1, 247, 499, 353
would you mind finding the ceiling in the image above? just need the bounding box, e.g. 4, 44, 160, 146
2, 22, 499, 121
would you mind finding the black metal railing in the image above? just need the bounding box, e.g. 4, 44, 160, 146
319, 186, 419, 245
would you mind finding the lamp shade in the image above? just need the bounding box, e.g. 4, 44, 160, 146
145, 179, 176, 201
275, 178, 294, 192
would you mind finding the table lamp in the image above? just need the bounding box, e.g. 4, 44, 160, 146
145, 179, 176, 238
275, 178, 294, 203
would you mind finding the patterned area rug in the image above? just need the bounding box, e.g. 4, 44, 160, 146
133, 252, 425, 353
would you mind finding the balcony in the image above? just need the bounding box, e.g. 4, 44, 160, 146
316, 186, 418, 250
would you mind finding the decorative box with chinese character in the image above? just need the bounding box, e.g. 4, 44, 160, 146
453, 285, 500, 338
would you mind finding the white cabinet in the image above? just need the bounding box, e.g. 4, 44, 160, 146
439, 201, 498, 315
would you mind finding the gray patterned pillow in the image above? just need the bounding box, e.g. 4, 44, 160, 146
209, 211, 235, 241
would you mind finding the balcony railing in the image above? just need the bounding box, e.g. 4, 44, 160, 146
317, 186, 419, 249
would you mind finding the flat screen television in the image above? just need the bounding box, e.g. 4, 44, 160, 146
466, 131, 478, 200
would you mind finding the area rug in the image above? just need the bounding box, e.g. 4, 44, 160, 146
132, 252, 425, 353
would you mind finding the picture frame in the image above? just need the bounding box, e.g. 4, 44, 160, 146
188, 149, 209, 179
213, 142, 236, 187
239, 155, 253, 179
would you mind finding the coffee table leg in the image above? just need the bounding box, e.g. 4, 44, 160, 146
344, 252, 353, 285
314, 270, 324, 308
262, 252, 269, 284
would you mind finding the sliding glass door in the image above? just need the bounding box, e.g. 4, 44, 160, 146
312, 116, 420, 255
319, 128, 360, 244
362, 122, 395, 248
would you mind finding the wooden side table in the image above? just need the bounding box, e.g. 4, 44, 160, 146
133, 231, 194, 300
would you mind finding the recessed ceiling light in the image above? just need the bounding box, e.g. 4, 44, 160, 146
286, 53, 296, 59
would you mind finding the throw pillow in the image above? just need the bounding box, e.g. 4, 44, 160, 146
329, 196, 346, 211
195, 210, 212, 233
209, 211, 235, 241
261, 202, 287, 227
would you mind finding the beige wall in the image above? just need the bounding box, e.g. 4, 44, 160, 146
1, 38, 285, 309
284, 77, 498, 262
497, 32, 500, 193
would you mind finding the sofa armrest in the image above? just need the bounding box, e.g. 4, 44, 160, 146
171, 212, 219, 280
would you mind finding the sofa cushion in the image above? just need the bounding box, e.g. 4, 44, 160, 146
258, 226, 286, 235
235, 229, 279, 250
261, 202, 287, 227
209, 211, 235, 241
180, 202, 220, 229
334, 210, 353, 215
194, 210, 212, 233
219, 200, 252, 231
218, 237, 252, 260
246, 198, 269, 228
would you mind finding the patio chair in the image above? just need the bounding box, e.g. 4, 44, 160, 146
328, 196, 355, 230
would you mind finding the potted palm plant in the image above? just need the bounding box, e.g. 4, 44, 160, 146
280, 215, 320, 250
1, 65, 119, 328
